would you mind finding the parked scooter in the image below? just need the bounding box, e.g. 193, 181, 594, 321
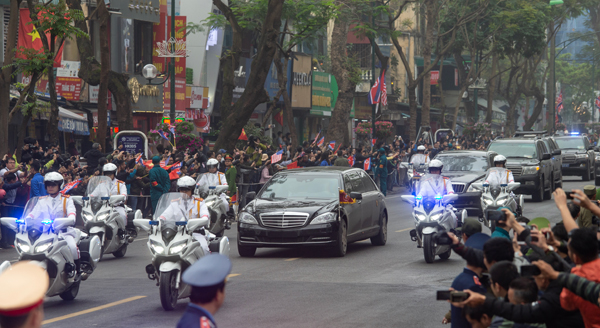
0, 197, 101, 300
470, 182, 523, 232
195, 185, 232, 237
72, 176, 142, 259
134, 193, 230, 311
402, 194, 466, 263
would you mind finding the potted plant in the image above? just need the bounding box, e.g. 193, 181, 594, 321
375, 121, 394, 141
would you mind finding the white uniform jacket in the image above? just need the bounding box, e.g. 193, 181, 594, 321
410, 153, 430, 166
196, 172, 228, 194
417, 174, 455, 199
484, 168, 515, 187
159, 197, 209, 222
27, 194, 76, 223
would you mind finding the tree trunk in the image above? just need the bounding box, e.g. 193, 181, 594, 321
96, 0, 109, 150
421, 0, 435, 128
274, 52, 298, 150
261, 89, 283, 128
9, 72, 40, 122
438, 56, 446, 128
46, 37, 60, 143
451, 84, 468, 131
485, 53, 498, 124
213, 0, 284, 151
16, 114, 31, 161
65, 0, 133, 131
327, 12, 357, 148
523, 87, 544, 131
408, 85, 418, 141
0, 0, 22, 156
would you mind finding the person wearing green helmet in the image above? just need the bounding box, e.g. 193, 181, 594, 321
374, 148, 388, 196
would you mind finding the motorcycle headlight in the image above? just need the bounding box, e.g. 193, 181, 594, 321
310, 212, 337, 225
239, 212, 258, 224
482, 197, 494, 206
97, 212, 109, 221
430, 212, 443, 221
169, 241, 187, 254
521, 166, 539, 175
16, 241, 30, 253
83, 213, 94, 222
576, 154, 588, 159
35, 241, 52, 253
595, 155, 600, 161
415, 213, 427, 221
150, 241, 164, 255
496, 197, 508, 206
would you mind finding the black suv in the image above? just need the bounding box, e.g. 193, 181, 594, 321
487, 138, 553, 202
513, 132, 563, 188
554, 135, 596, 181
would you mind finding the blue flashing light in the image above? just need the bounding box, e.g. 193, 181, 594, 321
41, 219, 53, 225
500, 184, 507, 187
148, 221, 159, 226
416, 196, 423, 200
483, 183, 489, 187
435, 195, 443, 200
15, 219, 25, 225
101, 197, 110, 200
570, 132, 580, 135
82, 197, 89, 200
209, 186, 216, 190
175, 221, 187, 226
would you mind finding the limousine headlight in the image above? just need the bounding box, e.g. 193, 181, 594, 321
239, 212, 258, 224
310, 212, 337, 225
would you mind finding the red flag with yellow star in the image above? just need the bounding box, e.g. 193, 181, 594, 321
17, 9, 63, 67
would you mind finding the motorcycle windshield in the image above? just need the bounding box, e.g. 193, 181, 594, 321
153, 193, 189, 221
421, 197, 437, 214
160, 220, 178, 244
21, 197, 55, 237
86, 176, 113, 214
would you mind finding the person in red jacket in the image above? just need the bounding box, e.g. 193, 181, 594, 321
561, 228, 600, 327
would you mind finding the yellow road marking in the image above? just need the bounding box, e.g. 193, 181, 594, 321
284, 258, 300, 261
396, 227, 413, 232
227, 273, 240, 279
42, 296, 146, 325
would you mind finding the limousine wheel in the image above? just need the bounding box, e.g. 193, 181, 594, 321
371, 212, 387, 246
332, 219, 347, 257
238, 243, 256, 257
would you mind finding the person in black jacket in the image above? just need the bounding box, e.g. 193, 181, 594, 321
84, 143, 106, 170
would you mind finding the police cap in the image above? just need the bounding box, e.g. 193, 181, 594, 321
182, 254, 232, 287
0, 262, 48, 317
583, 185, 596, 197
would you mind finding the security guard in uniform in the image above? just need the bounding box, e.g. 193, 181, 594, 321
374, 148, 388, 196
0, 261, 49, 328
196, 158, 228, 194
410, 145, 430, 166
102, 163, 127, 229
177, 254, 232, 328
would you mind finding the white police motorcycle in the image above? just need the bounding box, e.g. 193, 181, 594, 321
72, 176, 142, 259
469, 181, 523, 232
134, 193, 230, 311
406, 163, 427, 194
402, 194, 466, 263
195, 185, 232, 237
0, 197, 101, 300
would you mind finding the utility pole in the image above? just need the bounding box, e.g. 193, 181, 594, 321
370, 12, 376, 150
550, 22, 556, 133
473, 51, 480, 123
169, 0, 176, 128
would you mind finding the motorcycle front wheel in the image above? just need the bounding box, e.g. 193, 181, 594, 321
160, 271, 179, 311
59, 281, 80, 301
423, 234, 435, 264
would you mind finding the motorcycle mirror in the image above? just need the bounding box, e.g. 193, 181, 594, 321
52, 217, 75, 231
470, 183, 484, 191
0, 217, 18, 231
401, 195, 415, 204
109, 195, 126, 206
187, 218, 210, 232
442, 194, 458, 205
71, 196, 83, 206
506, 182, 521, 192
133, 218, 152, 232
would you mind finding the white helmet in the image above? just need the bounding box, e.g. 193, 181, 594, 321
206, 158, 219, 170
428, 159, 443, 171
103, 163, 118, 176
177, 176, 196, 191
44, 171, 64, 189
493, 155, 507, 164
417, 145, 426, 152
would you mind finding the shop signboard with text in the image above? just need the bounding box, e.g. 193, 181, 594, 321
290, 53, 312, 109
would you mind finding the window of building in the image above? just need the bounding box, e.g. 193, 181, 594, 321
134, 20, 153, 74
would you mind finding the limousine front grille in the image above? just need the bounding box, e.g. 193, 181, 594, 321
260, 212, 310, 229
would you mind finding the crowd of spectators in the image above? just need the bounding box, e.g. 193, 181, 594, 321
438, 186, 600, 328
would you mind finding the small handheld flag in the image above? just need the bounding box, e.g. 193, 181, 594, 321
271, 150, 283, 163
348, 155, 355, 166
287, 161, 299, 169
158, 130, 170, 142
372, 139, 377, 146
136, 154, 144, 166
317, 137, 325, 147
61, 179, 82, 195
328, 141, 336, 150
313, 130, 321, 145
364, 157, 371, 171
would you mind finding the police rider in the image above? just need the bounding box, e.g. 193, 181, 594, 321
410, 145, 430, 166
196, 158, 228, 194
485, 155, 514, 185
101, 163, 127, 230
485, 155, 520, 211
159, 176, 211, 255
416, 159, 454, 198
25, 172, 84, 279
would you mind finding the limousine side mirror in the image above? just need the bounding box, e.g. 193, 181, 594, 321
349, 192, 363, 200
552, 149, 561, 155
542, 153, 551, 160
246, 192, 256, 201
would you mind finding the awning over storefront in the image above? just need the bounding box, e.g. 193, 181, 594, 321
58, 107, 89, 135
